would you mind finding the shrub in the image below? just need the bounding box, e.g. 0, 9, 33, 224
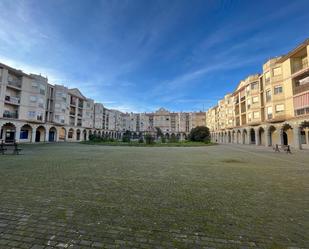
122, 130, 131, 143
188, 126, 210, 143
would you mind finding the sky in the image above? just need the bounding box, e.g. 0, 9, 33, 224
0, 0, 309, 113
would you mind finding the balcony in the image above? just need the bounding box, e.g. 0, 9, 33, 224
3, 111, 18, 119
5, 95, 20, 105
293, 74, 309, 95
7, 79, 22, 89
78, 102, 83, 108
292, 58, 308, 74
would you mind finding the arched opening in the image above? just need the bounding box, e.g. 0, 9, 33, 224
20, 124, 32, 142
232, 131, 235, 143
237, 130, 241, 144
98, 131, 101, 138
1, 123, 16, 143
258, 127, 265, 146
68, 128, 74, 140
59, 127, 66, 141
35, 126, 46, 142
165, 133, 170, 140
48, 127, 57, 142
88, 130, 92, 139
242, 130, 248, 144
250, 128, 255, 144
228, 131, 231, 143
268, 126, 277, 146
76, 129, 81, 141
83, 130, 87, 141
282, 124, 293, 146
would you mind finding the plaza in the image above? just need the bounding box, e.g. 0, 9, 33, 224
0, 143, 308, 248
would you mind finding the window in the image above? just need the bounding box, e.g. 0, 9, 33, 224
32, 81, 38, 88
38, 98, 44, 108
266, 90, 271, 102
267, 106, 273, 119
20, 129, 29, 139
273, 67, 282, 76
37, 112, 43, 121
251, 82, 259, 90
39, 84, 46, 95
253, 111, 260, 119
274, 85, 283, 95
248, 113, 252, 121
28, 111, 36, 118
30, 96, 37, 102
252, 96, 259, 103
275, 104, 284, 113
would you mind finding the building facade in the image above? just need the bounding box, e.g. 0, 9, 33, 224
206, 39, 309, 149
0, 63, 206, 143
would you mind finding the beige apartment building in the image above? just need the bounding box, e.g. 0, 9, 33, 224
0, 62, 206, 143
207, 39, 309, 149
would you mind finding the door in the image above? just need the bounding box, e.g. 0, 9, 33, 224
35, 131, 41, 142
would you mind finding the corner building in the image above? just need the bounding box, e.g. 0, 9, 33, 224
206, 39, 309, 149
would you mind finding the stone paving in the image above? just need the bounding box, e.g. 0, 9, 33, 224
0, 143, 308, 248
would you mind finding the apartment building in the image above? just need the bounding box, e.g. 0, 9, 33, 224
0, 62, 205, 144
207, 39, 309, 149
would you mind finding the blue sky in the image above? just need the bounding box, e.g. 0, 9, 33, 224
0, 0, 309, 112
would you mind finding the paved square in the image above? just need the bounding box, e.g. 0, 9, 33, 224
0, 143, 308, 248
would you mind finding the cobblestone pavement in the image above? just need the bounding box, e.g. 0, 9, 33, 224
0, 143, 308, 249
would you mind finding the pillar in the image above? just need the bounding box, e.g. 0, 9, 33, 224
15, 126, 21, 143
293, 126, 301, 150
265, 129, 271, 147
31, 128, 37, 143
255, 129, 260, 146
45, 128, 49, 142
279, 129, 284, 146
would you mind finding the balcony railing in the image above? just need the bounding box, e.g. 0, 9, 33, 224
3, 111, 18, 119
292, 58, 308, 74
69, 111, 76, 116
5, 95, 20, 105
8, 79, 22, 88
294, 83, 309, 95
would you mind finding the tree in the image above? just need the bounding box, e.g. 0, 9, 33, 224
155, 127, 164, 138
188, 126, 210, 142
122, 130, 131, 143
145, 133, 155, 144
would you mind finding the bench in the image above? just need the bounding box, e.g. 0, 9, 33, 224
0, 140, 22, 155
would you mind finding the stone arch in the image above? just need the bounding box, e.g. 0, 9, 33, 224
48, 127, 57, 142
59, 127, 66, 141
236, 130, 241, 144
165, 133, 170, 140
83, 130, 87, 141
249, 128, 256, 144
300, 121, 309, 149
258, 127, 265, 146
267, 125, 277, 146
35, 125, 46, 142
281, 123, 293, 146
1, 122, 16, 143
242, 129, 248, 144
76, 129, 81, 141
68, 128, 74, 140
19, 124, 33, 143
